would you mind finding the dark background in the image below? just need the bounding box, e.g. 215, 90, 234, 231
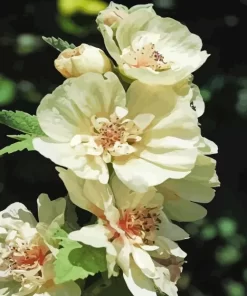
1, 0, 247, 295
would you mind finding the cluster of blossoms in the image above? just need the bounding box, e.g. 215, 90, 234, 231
0, 2, 220, 296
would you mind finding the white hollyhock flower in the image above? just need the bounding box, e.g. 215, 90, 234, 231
157, 145, 220, 222
96, 2, 155, 29
98, 9, 209, 85
54, 44, 112, 78
0, 195, 80, 296
58, 168, 188, 296
33, 72, 200, 192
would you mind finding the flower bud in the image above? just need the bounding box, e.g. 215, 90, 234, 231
96, 2, 129, 27
54, 44, 112, 78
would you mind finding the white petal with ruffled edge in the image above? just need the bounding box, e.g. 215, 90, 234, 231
123, 260, 157, 296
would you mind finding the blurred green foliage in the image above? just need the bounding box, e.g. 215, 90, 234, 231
0, 76, 16, 106
58, 0, 107, 16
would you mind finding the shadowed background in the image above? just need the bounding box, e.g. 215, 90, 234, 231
0, 0, 247, 295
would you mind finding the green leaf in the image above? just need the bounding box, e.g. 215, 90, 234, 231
53, 228, 69, 241
54, 238, 107, 284
7, 134, 32, 141
42, 36, 75, 52
0, 110, 45, 136
0, 135, 34, 156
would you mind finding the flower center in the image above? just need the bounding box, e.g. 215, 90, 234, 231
118, 207, 161, 245
1, 237, 49, 283
70, 107, 154, 163
121, 43, 171, 71
97, 121, 126, 149
8, 245, 47, 270
89, 107, 143, 161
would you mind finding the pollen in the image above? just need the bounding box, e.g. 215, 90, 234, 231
98, 122, 126, 149
91, 109, 143, 157
118, 207, 162, 245
122, 42, 171, 71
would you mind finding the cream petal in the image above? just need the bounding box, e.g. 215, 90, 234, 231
37, 194, 66, 225
115, 106, 128, 119
163, 199, 207, 222
133, 114, 155, 130
110, 174, 132, 208
68, 72, 126, 118
69, 225, 111, 248
116, 10, 155, 50
101, 189, 120, 228
33, 137, 86, 170
0, 203, 37, 226
121, 47, 138, 66
98, 24, 122, 64
126, 81, 177, 122
41, 256, 55, 281
160, 154, 219, 202
144, 136, 198, 150
109, 142, 136, 156
109, 175, 160, 215
34, 137, 108, 183
128, 4, 155, 13
102, 151, 112, 163
198, 137, 218, 155
121, 66, 191, 86
153, 264, 178, 296
70, 134, 90, 147
191, 84, 205, 117
131, 31, 160, 52
138, 147, 198, 179
131, 246, 157, 278
157, 212, 189, 241
128, 191, 163, 210
161, 159, 218, 205
57, 167, 107, 218
82, 140, 104, 156
123, 260, 157, 296
146, 17, 205, 66
113, 236, 131, 275
141, 245, 160, 251
188, 155, 217, 183
159, 178, 214, 204
36, 80, 91, 142
155, 237, 186, 258
113, 156, 177, 192
143, 100, 199, 146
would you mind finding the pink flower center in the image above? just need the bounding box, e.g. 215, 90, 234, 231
122, 43, 171, 71
7, 244, 48, 271
97, 122, 125, 149
118, 207, 161, 244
